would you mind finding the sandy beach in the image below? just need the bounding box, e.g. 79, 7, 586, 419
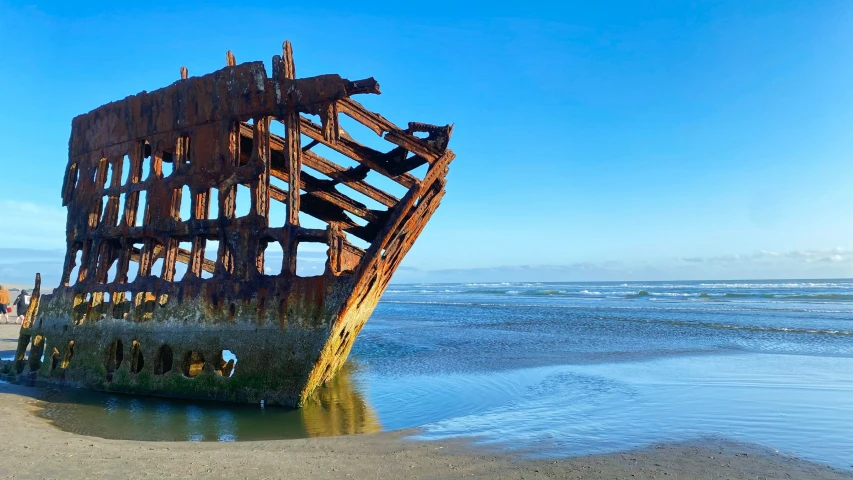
0, 322, 850, 480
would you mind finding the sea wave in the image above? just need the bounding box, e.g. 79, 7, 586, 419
377, 301, 853, 336
698, 282, 853, 289
785, 294, 853, 300
718, 293, 853, 301
626, 290, 651, 298
385, 284, 853, 303
377, 299, 853, 314
620, 291, 853, 302
466, 289, 514, 295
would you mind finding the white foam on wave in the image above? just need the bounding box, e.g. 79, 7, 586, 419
698, 282, 853, 289
649, 292, 700, 297
377, 299, 853, 315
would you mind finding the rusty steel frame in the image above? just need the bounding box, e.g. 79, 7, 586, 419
8, 41, 454, 407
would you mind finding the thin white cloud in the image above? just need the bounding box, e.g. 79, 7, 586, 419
395, 248, 853, 283
679, 248, 853, 265
0, 200, 67, 249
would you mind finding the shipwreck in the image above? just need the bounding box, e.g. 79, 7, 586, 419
7, 41, 454, 407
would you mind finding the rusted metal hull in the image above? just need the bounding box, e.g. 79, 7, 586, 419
4, 42, 454, 407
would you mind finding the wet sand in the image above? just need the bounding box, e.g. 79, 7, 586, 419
0, 324, 851, 479
0, 323, 21, 360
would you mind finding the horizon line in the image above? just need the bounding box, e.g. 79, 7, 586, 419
388, 276, 853, 285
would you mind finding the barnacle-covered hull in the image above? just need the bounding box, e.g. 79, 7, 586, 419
5, 41, 454, 406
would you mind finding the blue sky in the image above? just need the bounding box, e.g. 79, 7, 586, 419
2, 0, 853, 284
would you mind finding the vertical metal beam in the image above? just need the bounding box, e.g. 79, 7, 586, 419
220, 124, 238, 275
77, 239, 93, 284
61, 243, 80, 286
164, 135, 189, 282
252, 118, 271, 218
115, 244, 131, 284
282, 41, 301, 276
103, 156, 123, 227
283, 41, 301, 228
282, 41, 295, 78
326, 222, 343, 275
253, 117, 271, 276
188, 187, 208, 278
139, 239, 154, 277
94, 241, 112, 284
124, 145, 143, 227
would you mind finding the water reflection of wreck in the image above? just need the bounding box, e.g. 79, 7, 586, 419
8, 41, 454, 407
38, 365, 380, 441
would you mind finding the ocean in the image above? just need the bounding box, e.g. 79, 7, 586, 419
35, 279, 853, 469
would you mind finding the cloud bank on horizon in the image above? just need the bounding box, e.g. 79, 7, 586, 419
390, 248, 853, 283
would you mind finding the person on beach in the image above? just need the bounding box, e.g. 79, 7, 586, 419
13, 289, 30, 325
0, 285, 9, 324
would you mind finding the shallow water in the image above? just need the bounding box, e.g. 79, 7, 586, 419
35, 280, 853, 468
35, 365, 381, 441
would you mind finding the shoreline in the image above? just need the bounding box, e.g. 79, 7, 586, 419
1, 382, 850, 480
1, 328, 851, 479
0, 387, 850, 477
